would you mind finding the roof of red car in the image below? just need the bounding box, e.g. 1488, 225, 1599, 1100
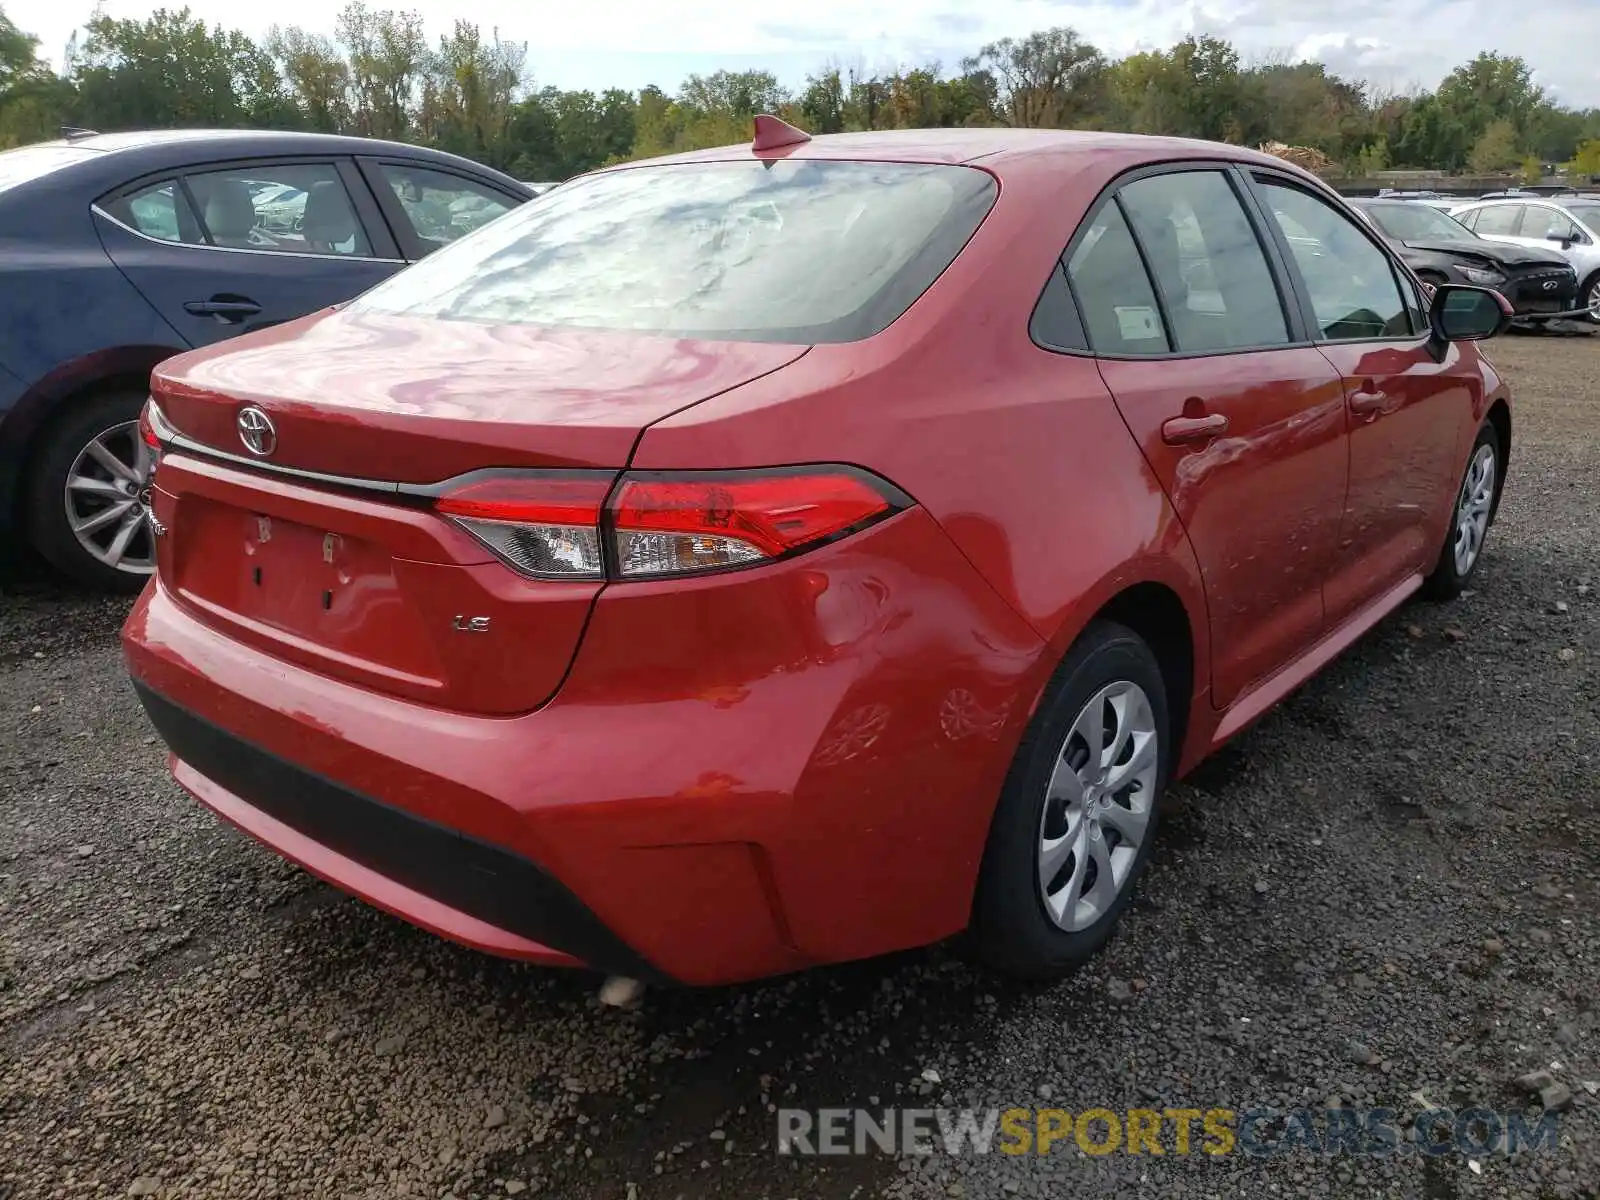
627, 127, 1310, 178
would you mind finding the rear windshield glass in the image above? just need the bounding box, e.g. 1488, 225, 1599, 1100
1361, 202, 1472, 241
349, 159, 997, 343
0, 145, 99, 195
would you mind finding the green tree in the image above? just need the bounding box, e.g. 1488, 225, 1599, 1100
1569, 138, 1600, 177
5, 12, 1600, 182
1395, 94, 1472, 169
266, 26, 350, 131
336, 1, 426, 140
799, 67, 845, 133
678, 69, 785, 120
964, 27, 1105, 128
1435, 52, 1544, 141
417, 21, 526, 165
1, 3, 42, 93
1467, 117, 1522, 174
73, 7, 289, 130
1, 4, 76, 147
1246, 60, 1367, 158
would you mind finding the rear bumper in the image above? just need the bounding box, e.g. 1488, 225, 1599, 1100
123, 507, 1048, 985
133, 681, 662, 979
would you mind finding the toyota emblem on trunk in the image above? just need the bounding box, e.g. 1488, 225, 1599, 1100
237, 406, 277, 456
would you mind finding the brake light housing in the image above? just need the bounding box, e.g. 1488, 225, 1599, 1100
436, 474, 610, 580
432, 466, 911, 582
137, 398, 166, 477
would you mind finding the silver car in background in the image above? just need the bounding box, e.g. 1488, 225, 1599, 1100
1451, 196, 1600, 321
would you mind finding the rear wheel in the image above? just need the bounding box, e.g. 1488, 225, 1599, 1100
25, 391, 158, 593
1423, 421, 1499, 601
969, 621, 1170, 979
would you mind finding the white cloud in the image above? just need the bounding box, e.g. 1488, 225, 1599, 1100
9, 0, 1600, 105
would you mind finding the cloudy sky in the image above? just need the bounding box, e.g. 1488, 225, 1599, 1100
13, 0, 1600, 108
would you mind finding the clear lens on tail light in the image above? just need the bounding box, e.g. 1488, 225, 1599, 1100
137, 399, 164, 476
614, 529, 766, 576
609, 471, 900, 578
435, 475, 610, 580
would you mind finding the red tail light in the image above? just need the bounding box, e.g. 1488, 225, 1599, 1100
138, 399, 165, 477
433, 467, 908, 582
610, 472, 897, 577
138, 403, 161, 450
436, 474, 611, 580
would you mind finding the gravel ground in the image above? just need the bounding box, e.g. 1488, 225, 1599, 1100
1, 330, 1596, 1200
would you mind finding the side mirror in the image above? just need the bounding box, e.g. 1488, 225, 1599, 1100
1547, 232, 1574, 245
1429, 283, 1512, 345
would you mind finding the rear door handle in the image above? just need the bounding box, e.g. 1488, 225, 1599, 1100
1348, 389, 1388, 415
1161, 413, 1228, 445
184, 295, 263, 322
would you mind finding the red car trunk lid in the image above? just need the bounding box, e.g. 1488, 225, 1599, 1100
151, 309, 808, 481
146, 310, 808, 714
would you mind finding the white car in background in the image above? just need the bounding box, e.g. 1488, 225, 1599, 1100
244, 181, 308, 233
1451, 196, 1600, 321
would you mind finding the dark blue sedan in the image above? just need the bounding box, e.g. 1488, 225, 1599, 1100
0, 129, 532, 589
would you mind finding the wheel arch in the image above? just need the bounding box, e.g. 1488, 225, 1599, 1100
1091, 582, 1196, 768
1486, 395, 1511, 523
1020, 546, 1213, 780
1, 346, 179, 524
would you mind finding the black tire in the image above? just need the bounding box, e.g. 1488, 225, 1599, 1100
1422, 421, 1500, 602
24, 390, 155, 593
1582, 271, 1600, 325
968, 620, 1171, 980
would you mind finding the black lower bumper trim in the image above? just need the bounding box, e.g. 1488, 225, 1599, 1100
132, 681, 672, 984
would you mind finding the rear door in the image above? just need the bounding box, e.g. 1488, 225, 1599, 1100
1250, 173, 1474, 624
1068, 164, 1350, 708
94, 158, 403, 348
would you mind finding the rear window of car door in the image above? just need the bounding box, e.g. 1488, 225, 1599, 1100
1258, 181, 1413, 341
183, 163, 373, 257
1063, 202, 1171, 354
102, 179, 206, 244
1470, 204, 1523, 237
373, 163, 518, 255
1116, 170, 1290, 353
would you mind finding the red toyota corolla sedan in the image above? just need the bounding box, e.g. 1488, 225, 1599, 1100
123, 121, 1513, 986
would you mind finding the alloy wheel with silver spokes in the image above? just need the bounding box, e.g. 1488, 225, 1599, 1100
62, 419, 157, 575
1587, 277, 1600, 323
1452, 441, 1496, 578
1037, 680, 1159, 933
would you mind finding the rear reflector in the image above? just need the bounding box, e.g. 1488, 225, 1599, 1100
432, 468, 908, 582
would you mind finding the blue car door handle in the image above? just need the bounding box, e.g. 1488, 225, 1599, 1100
184, 295, 263, 322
